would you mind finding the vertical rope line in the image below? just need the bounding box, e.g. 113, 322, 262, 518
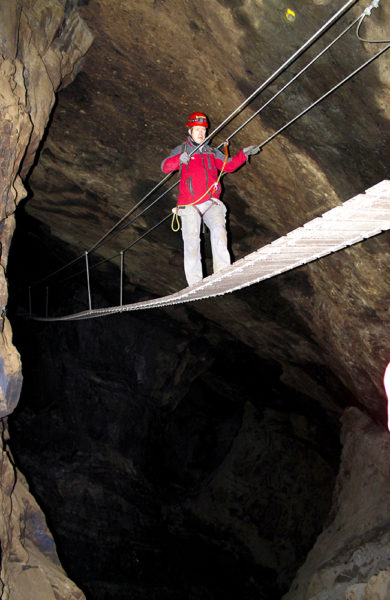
45, 287, 49, 318
85, 251, 92, 311
28, 286, 32, 316
120, 251, 124, 307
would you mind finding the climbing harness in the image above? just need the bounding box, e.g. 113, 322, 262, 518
171, 140, 229, 232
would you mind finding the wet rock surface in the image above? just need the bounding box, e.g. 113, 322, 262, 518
0, 1, 91, 597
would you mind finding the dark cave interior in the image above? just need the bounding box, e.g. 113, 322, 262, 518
1, 1, 390, 598
6, 208, 343, 600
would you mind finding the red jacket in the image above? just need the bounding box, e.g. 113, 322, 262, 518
161, 137, 247, 206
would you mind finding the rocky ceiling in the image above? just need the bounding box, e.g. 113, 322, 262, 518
23, 0, 390, 421
3, 1, 390, 599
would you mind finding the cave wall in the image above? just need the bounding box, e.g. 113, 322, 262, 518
8, 272, 339, 599
1, 1, 390, 600
284, 407, 390, 600
0, 1, 92, 597
25, 0, 390, 424
7, 251, 390, 600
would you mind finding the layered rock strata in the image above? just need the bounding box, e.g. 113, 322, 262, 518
0, 1, 92, 597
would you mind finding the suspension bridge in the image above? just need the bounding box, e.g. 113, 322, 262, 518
27, 0, 390, 321
34, 180, 390, 321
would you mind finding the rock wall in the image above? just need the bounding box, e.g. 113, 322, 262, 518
1, 1, 390, 599
283, 407, 390, 600
9, 266, 390, 600
25, 0, 390, 425
0, 1, 92, 597
0, 421, 85, 600
7, 279, 339, 599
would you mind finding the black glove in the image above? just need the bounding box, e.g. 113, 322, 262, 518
179, 151, 190, 165
243, 145, 260, 157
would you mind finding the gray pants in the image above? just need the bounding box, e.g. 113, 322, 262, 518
177, 198, 231, 286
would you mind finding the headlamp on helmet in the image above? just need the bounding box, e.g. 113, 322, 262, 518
186, 112, 209, 129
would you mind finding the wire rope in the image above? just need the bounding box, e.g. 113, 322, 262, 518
44, 5, 367, 287
256, 42, 390, 150
98, 9, 364, 243
30, 0, 359, 287
217, 15, 361, 144
30, 250, 85, 286
30, 179, 390, 322
40, 39, 390, 293
48, 2, 384, 286
58, 213, 172, 286
112, 0, 385, 235
356, 9, 390, 42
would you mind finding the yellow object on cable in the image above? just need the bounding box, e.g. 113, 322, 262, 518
285, 8, 296, 22
171, 141, 230, 232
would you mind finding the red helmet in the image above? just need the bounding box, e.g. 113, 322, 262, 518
186, 112, 209, 129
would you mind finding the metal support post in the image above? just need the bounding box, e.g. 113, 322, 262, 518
85, 251, 92, 311
120, 251, 124, 306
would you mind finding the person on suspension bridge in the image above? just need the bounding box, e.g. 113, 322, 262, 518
161, 112, 259, 286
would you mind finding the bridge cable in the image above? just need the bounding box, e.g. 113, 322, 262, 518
50, 10, 388, 288
109, 8, 365, 240
356, 0, 390, 42
30, 0, 359, 288
46, 40, 390, 295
